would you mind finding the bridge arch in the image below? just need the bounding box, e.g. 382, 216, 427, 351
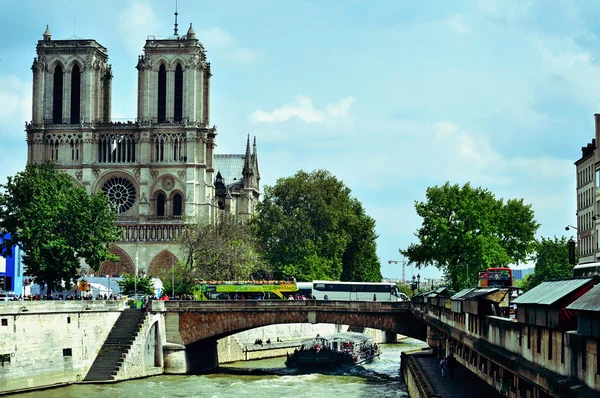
143, 321, 161, 368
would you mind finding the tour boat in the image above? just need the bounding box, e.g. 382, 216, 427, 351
284, 332, 380, 368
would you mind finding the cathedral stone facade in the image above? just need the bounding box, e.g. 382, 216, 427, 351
25, 24, 260, 276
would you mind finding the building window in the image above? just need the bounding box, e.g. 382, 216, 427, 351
548, 330, 553, 360
0, 354, 10, 367
156, 193, 165, 217
63, 348, 72, 357
152, 133, 185, 163
174, 64, 183, 122
70, 64, 81, 124
173, 193, 182, 216
157, 64, 167, 122
70, 138, 79, 161
97, 134, 136, 163
1, 319, 7, 327
101, 176, 137, 214
67, 316, 71, 324
53, 64, 63, 124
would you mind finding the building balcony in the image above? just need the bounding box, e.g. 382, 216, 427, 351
118, 223, 184, 242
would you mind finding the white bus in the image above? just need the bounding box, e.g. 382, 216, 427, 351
299, 281, 408, 302
573, 262, 600, 277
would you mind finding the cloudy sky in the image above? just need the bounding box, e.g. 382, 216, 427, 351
0, 0, 594, 281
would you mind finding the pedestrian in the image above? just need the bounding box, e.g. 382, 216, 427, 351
440, 357, 448, 378
373, 294, 377, 301
447, 354, 457, 379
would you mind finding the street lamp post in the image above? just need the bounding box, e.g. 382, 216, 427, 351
565, 225, 578, 231
417, 274, 421, 293
411, 275, 416, 297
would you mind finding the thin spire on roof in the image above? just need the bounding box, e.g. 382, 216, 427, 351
243, 134, 251, 175
174, 0, 179, 36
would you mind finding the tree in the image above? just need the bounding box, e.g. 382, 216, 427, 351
401, 182, 539, 290
396, 283, 413, 299
0, 162, 121, 296
521, 236, 574, 291
171, 213, 269, 292
117, 273, 155, 296
251, 169, 382, 282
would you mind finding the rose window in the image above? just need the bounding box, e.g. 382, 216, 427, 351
102, 176, 136, 214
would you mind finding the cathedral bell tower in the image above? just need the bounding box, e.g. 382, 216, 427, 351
136, 23, 211, 125
31, 25, 112, 126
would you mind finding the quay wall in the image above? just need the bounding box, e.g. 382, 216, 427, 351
400, 351, 440, 398
0, 301, 124, 394
113, 312, 164, 380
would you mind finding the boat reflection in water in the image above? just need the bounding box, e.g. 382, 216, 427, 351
285, 332, 381, 368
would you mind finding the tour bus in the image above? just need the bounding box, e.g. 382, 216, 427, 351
477, 268, 513, 288
306, 281, 408, 302
193, 279, 297, 300
573, 262, 600, 277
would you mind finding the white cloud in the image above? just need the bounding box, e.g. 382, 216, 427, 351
226, 48, 261, 64
0, 75, 32, 140
198, 26, 261, 64
197, 27, 232, 48
0, 75, 31, 187
250, 95, 355, 124
445, 15, 472, 34
117, 1, 159, 53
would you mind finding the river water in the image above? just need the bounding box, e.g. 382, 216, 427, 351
20, 339, 428, 398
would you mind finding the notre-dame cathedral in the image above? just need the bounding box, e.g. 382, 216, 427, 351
25, 22, 260, 276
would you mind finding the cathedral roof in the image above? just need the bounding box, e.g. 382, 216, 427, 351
214, 154, 245, 188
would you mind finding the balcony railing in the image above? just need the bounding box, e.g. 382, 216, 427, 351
119, 224, 184, 242
26, 117, 209, 130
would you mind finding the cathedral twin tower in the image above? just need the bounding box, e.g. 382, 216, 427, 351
26, 23, 260, 275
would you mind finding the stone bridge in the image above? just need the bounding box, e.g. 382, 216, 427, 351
149, 300, 425, 373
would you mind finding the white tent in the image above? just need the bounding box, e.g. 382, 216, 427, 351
87, 282, 112, 297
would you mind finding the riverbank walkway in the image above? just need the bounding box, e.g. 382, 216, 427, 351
415, 355, 504, 398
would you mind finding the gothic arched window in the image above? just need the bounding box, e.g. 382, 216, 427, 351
173, 193, 182, 216
157, 64, 167, 122
156, 193, 166, 217
53, 65, 63, 124
70, 64, 81, 124
174, 64, 183, 122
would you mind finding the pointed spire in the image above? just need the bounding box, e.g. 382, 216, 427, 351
253, 136, 257, 156
243, 134, 251, 175
187, 23, 196, 39
43, 25, 52, 41
174, 0, 179, 36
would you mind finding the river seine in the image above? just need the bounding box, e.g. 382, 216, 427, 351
19, 339, 428, 398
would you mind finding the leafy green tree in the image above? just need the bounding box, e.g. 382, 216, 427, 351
396, 283, 413, 299
521, 236, 574, 291
401, 182, 539, 290
0, 162, 120, 297
117, 273, 155, 296
252, 169, 382, 282
171, 213, 269, 292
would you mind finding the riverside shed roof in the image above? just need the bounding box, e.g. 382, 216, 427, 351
566, 284, 600, 312
512, 277, 593, 305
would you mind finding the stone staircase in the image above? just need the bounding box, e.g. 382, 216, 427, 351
84, 308, 146, 381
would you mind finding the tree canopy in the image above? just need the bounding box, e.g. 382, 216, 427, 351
251, 169, 381, 282
117, 273, 155, 296
400, 182, 539, 290
521, 236, 575, 291
164, 213, 269, 293
0, 162, 121, 296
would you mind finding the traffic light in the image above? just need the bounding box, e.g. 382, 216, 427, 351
568, 238, 576, 265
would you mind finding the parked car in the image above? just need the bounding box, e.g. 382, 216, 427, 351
0, 293, 17, 301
